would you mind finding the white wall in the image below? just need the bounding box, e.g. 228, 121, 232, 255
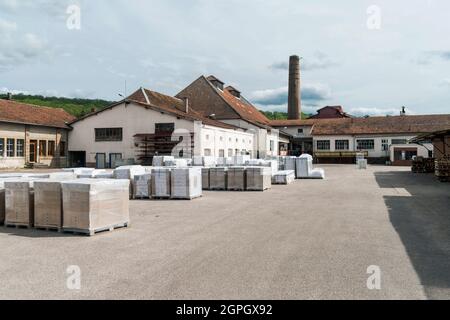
220, 119, 279, 158
200, 125, 255, 157
312, 134, 424, 158
69, 102, 194, 165
69, 102, 256, 165
278, 125, 314, 138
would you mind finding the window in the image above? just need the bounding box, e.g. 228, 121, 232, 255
392, 139, 407, 145
48, 141, 55, 157
0, 138, 4, 157
235, 149, 239, 155
60, 141, 66, 157
155, 123, 174, 134
316, 140, 330, 150
298, 128, 304, 134
270, 140, 275, 151
335, 140, 349, 150
6, 138, 15, 157
95, 128, 123, 142
39, 140, 47, 157
228, 149, 233, 157
16, 139, 24, 157
381, 139, 389, 151
220, 136, 223, 141
204, 149, 211, 156
357, 139, 375, 150
219, 149, 225, 157
205, 134, 210, 140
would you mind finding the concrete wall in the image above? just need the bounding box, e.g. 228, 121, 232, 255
0, 121, 68, 169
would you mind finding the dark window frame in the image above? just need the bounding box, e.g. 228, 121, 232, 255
6, 138, 15, 157
316, 140, 331, 151
95, 128, 123, 142
335, 140, 349, 150
357, 139, 375, 150
16, 139, 25, 157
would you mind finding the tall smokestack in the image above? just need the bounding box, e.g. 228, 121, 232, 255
288, 55, 301, 120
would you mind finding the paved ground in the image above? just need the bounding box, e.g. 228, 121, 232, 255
0, 164, 449, 300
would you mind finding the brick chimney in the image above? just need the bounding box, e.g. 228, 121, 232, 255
288, 55, 301, 120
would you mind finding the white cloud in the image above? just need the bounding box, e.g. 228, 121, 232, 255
348, 107, 415, 117
250, 84, 330, 106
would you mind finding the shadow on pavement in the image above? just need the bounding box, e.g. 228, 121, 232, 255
375, 170, 450, 300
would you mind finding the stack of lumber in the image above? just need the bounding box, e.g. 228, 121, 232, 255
435, 156, 450, 182
412, 157, 435, 173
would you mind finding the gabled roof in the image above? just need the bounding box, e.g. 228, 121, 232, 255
0, 99, 75, 129
70, 87, 239, 130
177, 75, 271, 129
311, 114, 450, 135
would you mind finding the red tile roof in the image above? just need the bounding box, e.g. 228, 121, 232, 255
127, 88, 239, 130
311, 115, 450, 135
0, 99, 75, 129
270, 119, 320, 127
215, 83, 271, 127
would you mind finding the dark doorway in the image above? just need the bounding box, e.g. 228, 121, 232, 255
69, 151, 86, 167
29, 140, 37, 163
96, 153, 106, 169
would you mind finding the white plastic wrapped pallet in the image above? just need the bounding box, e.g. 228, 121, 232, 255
232, 155, 251, 166
4, 179, 35, 227
151, 168, 171, 198
34, 179, 65, 229
310, 168, 326, 179
227, 167, 246, 191
357, 159, 368, 169
1, 178, 19, 225
296, 154, 313, 178
61, 179, 130, 235
113, 165, 146, 180
164, 158, 189, 167
193, 156, 216, 167
209, 167, 228, 190
246, 167, 272, 191
152, 156, 175, 167
48, 172, 77, 180
133, 173, 152, 198
285, 157, 297, 171
171, 168, 202, 199
272, 170, 296, 185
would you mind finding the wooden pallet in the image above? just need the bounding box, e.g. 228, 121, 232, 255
62, 222, 129, 236
34, 226, 62, 233
4, 223, 32, 230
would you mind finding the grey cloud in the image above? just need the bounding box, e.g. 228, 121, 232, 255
269, 52, 338, 72
417, 50, 450, 64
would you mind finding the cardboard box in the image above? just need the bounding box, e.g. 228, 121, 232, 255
209, 167, 228, 190
227, 167, 246, 191
246, 167, 272, 191
34, 180, 64, 229
151, 168, 171, 198
4, 180, 35, 227
61, 179, 130, 235
171, 168, 202, 199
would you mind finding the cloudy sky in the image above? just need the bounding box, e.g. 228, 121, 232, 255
1, 0, 449, 116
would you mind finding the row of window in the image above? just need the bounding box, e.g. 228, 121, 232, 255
205, 134, 252, 145
0, 138, 66, 158
316, 138, 409, 151
204, 149, 250, 157
0, 138, 24, 157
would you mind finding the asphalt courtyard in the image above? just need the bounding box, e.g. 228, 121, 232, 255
0, 164, 449, 300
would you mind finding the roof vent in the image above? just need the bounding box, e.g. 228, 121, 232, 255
226, 86, 241, 98
207, 75, 224, 91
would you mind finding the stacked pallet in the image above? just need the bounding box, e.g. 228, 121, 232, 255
61, 179, 130, 236
4, 180, 35, 228
201, 168, 210, 190
210, 167, 228, 190
151, 168, 171, 198
296, 154, 313, 178
272, 170, 295, 185
34, 180, 64, 231
132, 173, 152, 199
435, 157, 450, 182
171, 168, 202, 199
412, 157, 435, 173
246, 167, 272, 191
227, 167, 246, 191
